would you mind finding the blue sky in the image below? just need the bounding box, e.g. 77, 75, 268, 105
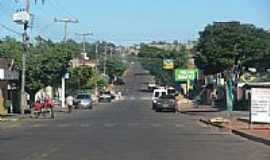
0, 0, 269, 45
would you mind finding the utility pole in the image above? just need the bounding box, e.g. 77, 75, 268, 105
95, 42, 99, 96
110, 46, 113, 58
13, 0, 44, 114
103, 44, 107, 75
54, 17, 78, 109
54, 18, 79, 42
75, 32, 93, 53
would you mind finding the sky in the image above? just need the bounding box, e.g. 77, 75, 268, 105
0, 0, 269, 46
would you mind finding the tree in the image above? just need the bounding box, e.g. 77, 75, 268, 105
0, 37, 77, 102
98, 56, 128, 79
138, 45, 189, 85
25, 40, 74, 101
66, 67, 93, 90
0, 36, 22, 68
195, 21, 270, 73
0, 36, 121, 102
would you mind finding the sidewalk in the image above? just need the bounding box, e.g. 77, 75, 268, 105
175, 100, 270, 145
192, 107, 270, 146
200, 117, 270, 146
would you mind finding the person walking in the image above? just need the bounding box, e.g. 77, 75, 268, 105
66, 95, 74, 113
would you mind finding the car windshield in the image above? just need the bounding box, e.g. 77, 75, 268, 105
161, 92, 167, 96
160, 95, 174, 99
77, 95, 90, 99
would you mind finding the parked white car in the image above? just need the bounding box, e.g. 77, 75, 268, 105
152, 88, 168, 110
148, 81, 157, 91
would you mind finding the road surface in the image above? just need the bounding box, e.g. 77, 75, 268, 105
0, 63, 269, 160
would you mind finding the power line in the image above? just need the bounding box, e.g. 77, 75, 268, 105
52, 0, 77, 19
0, 23, 21, 35
47, 0, 77, 20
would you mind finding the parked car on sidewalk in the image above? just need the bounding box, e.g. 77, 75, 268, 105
74, 93, 93, 109
152, 88, 168, 110
155, 95, 176, 112
98, 91, 115, 103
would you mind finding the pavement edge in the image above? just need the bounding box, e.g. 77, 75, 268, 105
199, 118, 270, 146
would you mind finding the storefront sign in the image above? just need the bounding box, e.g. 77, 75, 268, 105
175, 69, 198, 81
0, 69, 19, 81
251, 88, 270, 123
163, 59, 174, 70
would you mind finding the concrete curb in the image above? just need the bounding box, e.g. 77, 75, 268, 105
199, 118, 270, 146
231, 129, 270, 146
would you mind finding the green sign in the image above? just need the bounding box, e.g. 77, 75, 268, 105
175, 69, 198, 81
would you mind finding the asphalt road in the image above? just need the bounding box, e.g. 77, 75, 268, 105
0, 63, 269, 160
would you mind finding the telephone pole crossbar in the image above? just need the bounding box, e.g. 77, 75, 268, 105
75, 32, 93, 52
54, 18, 79, 42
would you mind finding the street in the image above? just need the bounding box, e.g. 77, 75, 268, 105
0, 63, 269, 160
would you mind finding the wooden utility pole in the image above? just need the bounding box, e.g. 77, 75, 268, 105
14, 0, 44, 114
54, 17, 78, 109
54, 18, 79, 42
75, 32, 93, 53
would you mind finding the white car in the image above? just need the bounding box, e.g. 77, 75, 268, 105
152, 88, 168, 110
148, 81, 157, 91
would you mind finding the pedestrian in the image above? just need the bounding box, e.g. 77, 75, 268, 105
66, 94, 74, 113
118, 91, 122, 100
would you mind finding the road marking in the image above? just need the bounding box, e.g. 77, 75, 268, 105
129, 96, 136, 100
152, 123, 162, 127
140, 97, 152, 100
80, 123, 92, 128
57, 124, 69, 128
127, 123, 140, 126
125, 96, 152, 101
104, 123, 118, 128
32, 124, 44, 128
175, 124, 184, 128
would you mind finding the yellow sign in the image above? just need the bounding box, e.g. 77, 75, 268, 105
163, 59, 174, 70
240, 73, 256, 82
